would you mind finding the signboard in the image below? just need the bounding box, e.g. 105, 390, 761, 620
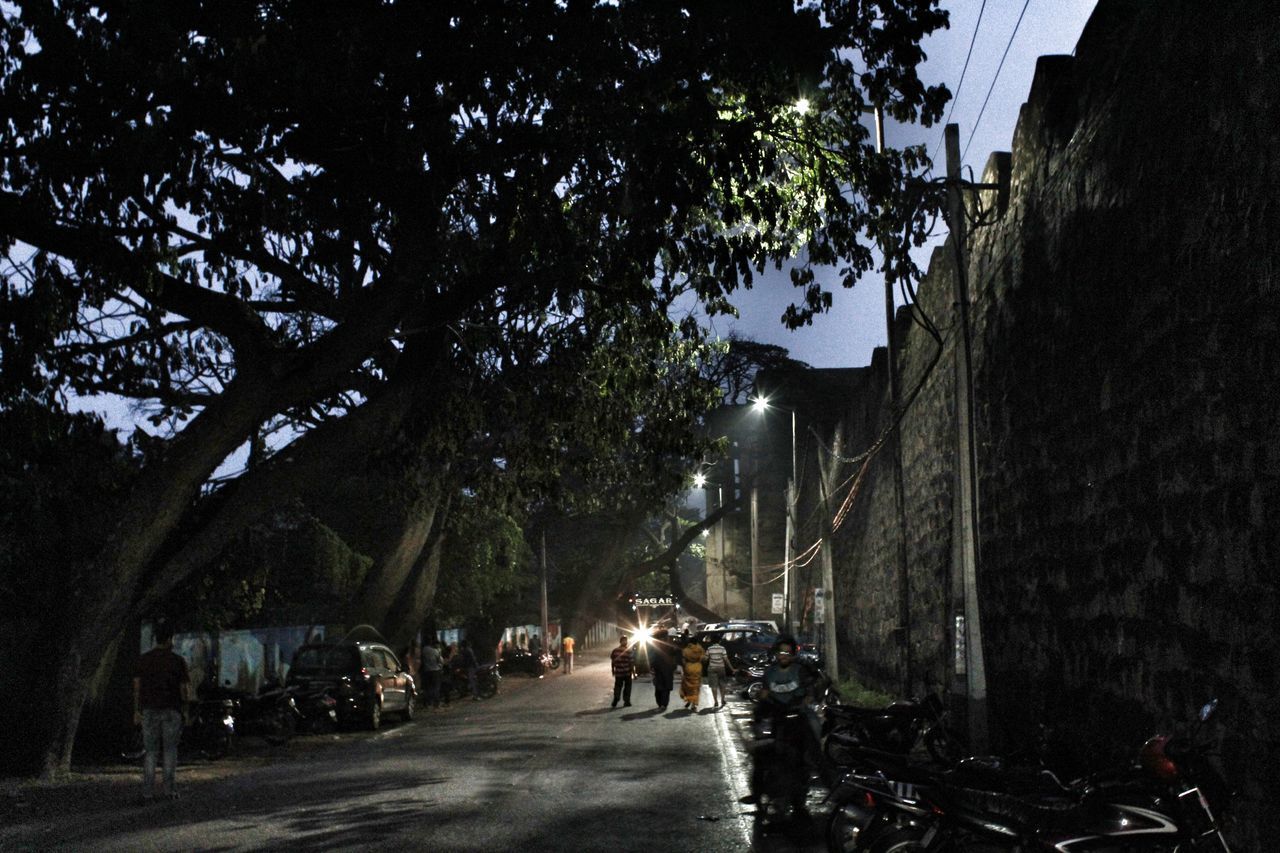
813, 588, 825, 623
771, 593, 784, 614
954, 615, 967, 675
634, 595, 675, 608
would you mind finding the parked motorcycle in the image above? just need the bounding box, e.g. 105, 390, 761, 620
732, 651, 770, 700
188, 693, 236, 759
201, 678, 303, 745
833, 699, 1233, 852
290, 683, 340, 733
823, 692, 964, 771
442, 663, 501, 700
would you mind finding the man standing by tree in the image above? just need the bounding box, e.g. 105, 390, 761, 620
132, 622, 190, 801
610, 635, 635, 708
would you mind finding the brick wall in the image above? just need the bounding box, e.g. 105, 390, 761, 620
827, 1, 1279, 844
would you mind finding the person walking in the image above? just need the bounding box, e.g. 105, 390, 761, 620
562, 634, 575, 674
458, 639, 481, 700
609, 635, 634, 708
649, 635, 676, 710
420, 637, 444, 709
680, 636, 706, 712
704, 638, 733, 709
132, 622, 190, 802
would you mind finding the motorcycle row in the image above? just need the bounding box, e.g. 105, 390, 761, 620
738, 655, 1234, 851
180, 662, 503, 759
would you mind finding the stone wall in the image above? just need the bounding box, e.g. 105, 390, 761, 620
827, 1, 1279, 844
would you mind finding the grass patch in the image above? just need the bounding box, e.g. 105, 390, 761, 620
831, 676, 895, 707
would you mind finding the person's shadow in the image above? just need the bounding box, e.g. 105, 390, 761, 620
621, 707, 665, 721
574, 707, 617, 717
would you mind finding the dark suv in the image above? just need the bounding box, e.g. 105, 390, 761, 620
287, 641, 415, 730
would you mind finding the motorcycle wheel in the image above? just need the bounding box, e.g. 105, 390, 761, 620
263, 708, 296, 745
549, 657, 561, 670
924, 725, 966, 766
747, 681, 765, 702
479, 675, 498, 699
864, 825, 932, 853
201, 729, 232, 760
823, 732, 861, 769
827, 802, 874, 853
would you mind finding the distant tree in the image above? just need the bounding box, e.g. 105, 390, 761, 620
705, 333, 811, 405
0, 1, 948, 774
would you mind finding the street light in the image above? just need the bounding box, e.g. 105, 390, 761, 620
751, 395, 797, 635
691, 468, 728, 615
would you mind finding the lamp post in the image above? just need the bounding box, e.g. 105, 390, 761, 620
752, 395, 797, 635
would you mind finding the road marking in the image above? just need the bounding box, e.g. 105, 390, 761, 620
713, 703, 754, 848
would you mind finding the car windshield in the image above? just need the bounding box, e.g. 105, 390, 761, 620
291, 646, 357, 673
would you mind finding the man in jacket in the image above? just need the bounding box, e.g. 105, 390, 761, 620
133, 622, 190, 801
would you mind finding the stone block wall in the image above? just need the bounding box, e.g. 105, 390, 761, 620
828, 1, 1279, 843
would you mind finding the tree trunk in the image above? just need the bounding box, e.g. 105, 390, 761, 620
347, 487, 442, 632
40, 274, 424, 776
384, 498, 451, 651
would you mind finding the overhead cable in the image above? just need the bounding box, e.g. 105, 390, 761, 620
962, 0, 1034, 164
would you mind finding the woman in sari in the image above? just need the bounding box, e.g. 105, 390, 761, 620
680, 638, 707, 711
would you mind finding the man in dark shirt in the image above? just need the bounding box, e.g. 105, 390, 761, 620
133, 622, 190, 801
609, 635, 634, 708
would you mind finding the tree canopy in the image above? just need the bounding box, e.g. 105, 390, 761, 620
0, 0, 948, 774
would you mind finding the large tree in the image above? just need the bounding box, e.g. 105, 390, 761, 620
0, 0, 948, 774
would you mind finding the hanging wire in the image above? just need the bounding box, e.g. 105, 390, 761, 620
962, 0, 1034, 164
929, 0, 989, 166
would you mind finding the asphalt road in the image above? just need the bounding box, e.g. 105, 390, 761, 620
1, 650, 828, 852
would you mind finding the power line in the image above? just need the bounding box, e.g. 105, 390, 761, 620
962, 0, 1033, 164
929, 0, 988, 167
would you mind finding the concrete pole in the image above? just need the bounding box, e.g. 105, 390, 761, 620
750, 483, 759, 621
945, 123, 989, 752
817, 430, 841, 683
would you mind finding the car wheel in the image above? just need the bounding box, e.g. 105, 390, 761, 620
368, 699, 382, 731
402, 691, 416, 722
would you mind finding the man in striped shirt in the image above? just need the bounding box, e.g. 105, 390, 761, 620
704, 638, 733, 708
610, 635, 634, 708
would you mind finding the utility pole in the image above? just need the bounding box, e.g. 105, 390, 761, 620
944, 123, 988, 753
817, 427, 842, 683
783, 409, 797, 635
750, 483, 759, 621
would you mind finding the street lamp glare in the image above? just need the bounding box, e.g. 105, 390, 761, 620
693, 472, 707, 488
794, 98, 811, 115
752, 396, 770, 413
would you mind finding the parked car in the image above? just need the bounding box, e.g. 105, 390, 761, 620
680, 628, 778, 670
702, 619, 779, 634
286, 640, 415, 730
